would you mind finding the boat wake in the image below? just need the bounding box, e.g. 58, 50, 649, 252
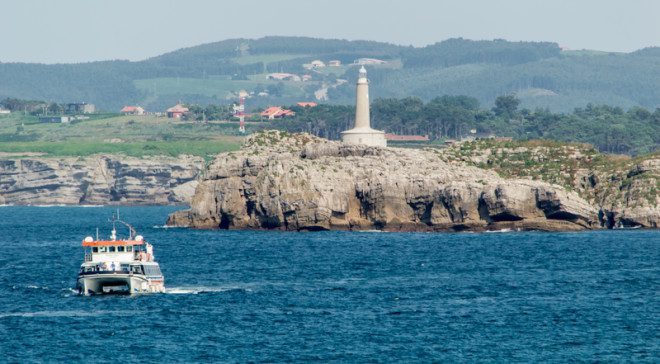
165, 286, 251, 295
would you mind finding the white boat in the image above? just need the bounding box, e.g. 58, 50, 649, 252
76, 214, 165, 295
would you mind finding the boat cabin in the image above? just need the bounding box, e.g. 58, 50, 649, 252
80, 235, 157, 274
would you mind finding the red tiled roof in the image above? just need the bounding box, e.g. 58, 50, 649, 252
260, 106, 295, 118
121, 106, 137, 112
296, 102, 318, 107
385, 134, 430, 141
167, 104, 189, 113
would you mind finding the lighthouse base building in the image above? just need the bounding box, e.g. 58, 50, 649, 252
341, 127, 386, 147
341, 66, 387, 147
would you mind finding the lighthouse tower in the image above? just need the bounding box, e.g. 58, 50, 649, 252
341, 66, 387, 147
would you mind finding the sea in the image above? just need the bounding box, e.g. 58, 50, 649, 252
0, 205, 657, 362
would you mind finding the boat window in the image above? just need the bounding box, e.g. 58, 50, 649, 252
98, 246, 107, 253
131, 265, 143, 274
120, 264, 130, 272
144, 266, 151, 275
92, 247, 98, 253
126, 246, 133, 252
142, 266, 161, 276
108, 246, 116, 253
117, 246, 125, 252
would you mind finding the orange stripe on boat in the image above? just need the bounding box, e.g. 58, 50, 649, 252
82, 240, 145, 246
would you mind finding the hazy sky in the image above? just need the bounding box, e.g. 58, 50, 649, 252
2, 0, 658, 64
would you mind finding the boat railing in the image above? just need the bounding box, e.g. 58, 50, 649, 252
79, 268, 130, 276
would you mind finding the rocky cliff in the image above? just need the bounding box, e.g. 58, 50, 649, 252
0, 155, 204, 205
440, 139, 660, 228
167, 131, 604, 231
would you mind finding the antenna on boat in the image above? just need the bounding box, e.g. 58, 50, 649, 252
109, 209, 137, 240
109, 211, 117, 241
96, 227, 99, 241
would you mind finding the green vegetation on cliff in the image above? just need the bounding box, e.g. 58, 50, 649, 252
439, 139, 660, 217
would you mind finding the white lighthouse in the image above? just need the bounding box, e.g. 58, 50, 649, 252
341, 66, 387, 147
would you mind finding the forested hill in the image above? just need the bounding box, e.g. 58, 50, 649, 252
0, 36, 658, 112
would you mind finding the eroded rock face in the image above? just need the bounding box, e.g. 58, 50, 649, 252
167, 132, 599, 231
0, 155, 203, 205
442, 140, 660, 229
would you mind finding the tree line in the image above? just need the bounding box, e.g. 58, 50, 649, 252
270, 95, 660, 155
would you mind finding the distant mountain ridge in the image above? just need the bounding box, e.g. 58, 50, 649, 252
0, 36, 658, 112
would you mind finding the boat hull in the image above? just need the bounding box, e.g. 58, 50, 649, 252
77, 273, 164, 295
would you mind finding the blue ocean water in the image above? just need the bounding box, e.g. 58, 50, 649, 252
0, 206, 657, 362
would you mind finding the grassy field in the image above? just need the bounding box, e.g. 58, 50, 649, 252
0, 140, 240, 158
134, 74, 311, 99
0, 114, 245, 158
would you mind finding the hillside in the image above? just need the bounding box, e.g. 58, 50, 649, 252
0, 37, 658, 112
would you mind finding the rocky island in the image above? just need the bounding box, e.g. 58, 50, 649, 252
167, 130, 658, 231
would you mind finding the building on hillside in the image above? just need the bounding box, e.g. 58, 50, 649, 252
40, 116, 70, 123
260, 106, 295, 120
384, 134, 430, 142
267, 73, 301, 82
354, 58, 387, 65
340, 66, 386, 147
328, 60, 341, 67
0, 108, 10, 114
166, 104, 189, 119
66, 102, 95, 114
310, 60, 325, 68
120, 106, 145, 115
302, 74, 312, 82
296, 102, 317, 107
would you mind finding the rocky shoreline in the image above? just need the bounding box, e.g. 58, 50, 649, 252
167, 131, 658, 232
2, 132, 656, 231
0, 155, 203, 205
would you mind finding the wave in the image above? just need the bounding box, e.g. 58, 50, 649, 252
30, 204, 104, 208
0, 310, 130, 318
26, 285, 49, 290
485, 228, 516, 233
165, 286, 251, 295
152, 225, 181, 229
0, 204, 104, 208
